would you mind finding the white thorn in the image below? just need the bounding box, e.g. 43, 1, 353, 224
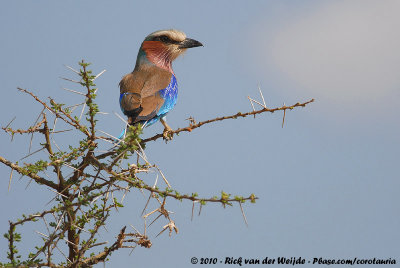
94, 69, 107, 80
61, 87, 86, 96
113, 111, 129, 125
64, 64, 80, 74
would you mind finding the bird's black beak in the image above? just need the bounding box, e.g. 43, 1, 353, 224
179, 38, 203, 49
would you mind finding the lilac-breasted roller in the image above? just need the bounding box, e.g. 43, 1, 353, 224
119, 29, 202, 139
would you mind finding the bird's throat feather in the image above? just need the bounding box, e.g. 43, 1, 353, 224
142, 41, 173, 73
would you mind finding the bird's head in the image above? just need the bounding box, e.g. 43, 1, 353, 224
137, 29, 203, 73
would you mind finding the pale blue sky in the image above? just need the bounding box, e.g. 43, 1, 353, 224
0, 1, 399, 267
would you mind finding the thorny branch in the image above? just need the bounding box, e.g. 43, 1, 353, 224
0, 155, 58, 189
142, 98, 314, 143
0, 61, 313, 267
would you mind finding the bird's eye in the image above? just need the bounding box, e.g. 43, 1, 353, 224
159, 35, 170, 43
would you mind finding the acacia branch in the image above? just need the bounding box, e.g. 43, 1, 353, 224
42, 113, 66, 190
17, 87, 90, 136
2, 117, 46, 135
82, 226, 126, 266
0, 156, 58, 189
142, 99, 315, 143
89, 155, 257, 205
80, 62, 97, 141
126, 178, 257, 205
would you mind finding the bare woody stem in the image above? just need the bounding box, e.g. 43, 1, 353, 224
142, 99, 315, 143
89, 155, 257, 205
0, 156, 58, 189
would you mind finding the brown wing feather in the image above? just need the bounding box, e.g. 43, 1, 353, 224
133, 95, 164, 123
119, 66, 172, 122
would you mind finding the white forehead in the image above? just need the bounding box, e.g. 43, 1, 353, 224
145, 29, 187, 42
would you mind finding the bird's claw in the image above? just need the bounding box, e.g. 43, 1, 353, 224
162, 127, 174, 141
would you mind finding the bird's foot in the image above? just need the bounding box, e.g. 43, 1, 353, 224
162, 126, 174, 141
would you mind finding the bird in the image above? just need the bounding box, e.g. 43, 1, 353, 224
119, 29, 203, 140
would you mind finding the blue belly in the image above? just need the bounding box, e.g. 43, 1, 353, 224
158, 75, 178, 116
